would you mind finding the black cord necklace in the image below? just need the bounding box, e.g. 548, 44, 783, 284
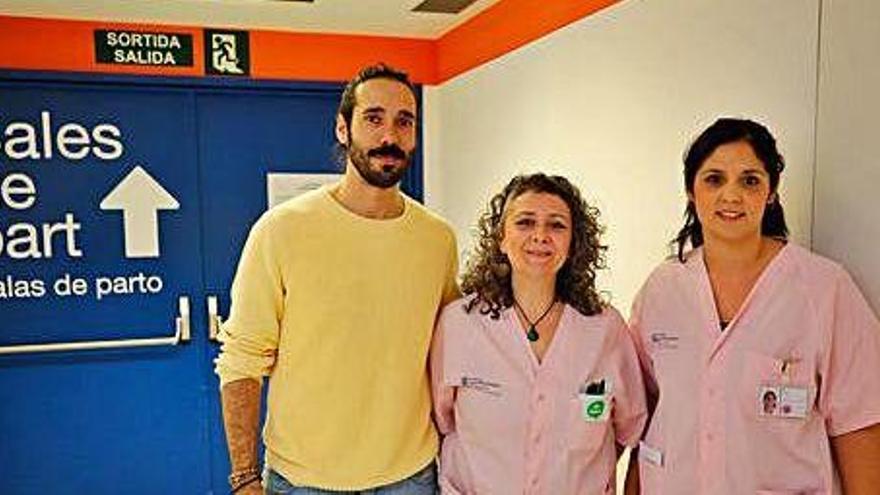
513, 298, 556, 342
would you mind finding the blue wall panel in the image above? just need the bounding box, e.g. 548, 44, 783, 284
0, 72, 425, 494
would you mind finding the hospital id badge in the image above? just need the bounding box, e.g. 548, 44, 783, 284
579, 393, 610, 422
758, 385, 808, 419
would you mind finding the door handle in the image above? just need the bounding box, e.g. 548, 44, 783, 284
0, 296, 192, 355
206, 295, 222, 343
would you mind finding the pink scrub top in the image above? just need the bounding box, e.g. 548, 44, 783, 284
431, 298, 647, 494
630, 243, 880, 494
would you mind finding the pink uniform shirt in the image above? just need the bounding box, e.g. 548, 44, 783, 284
431, 298, 647, 495
630, 243, 880, 494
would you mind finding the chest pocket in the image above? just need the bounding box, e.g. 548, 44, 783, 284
739, 351, 817, 421
740, 351, 830, 494
565, 396, 611, 454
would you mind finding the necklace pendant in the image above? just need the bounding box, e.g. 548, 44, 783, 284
527, 326, 540, 342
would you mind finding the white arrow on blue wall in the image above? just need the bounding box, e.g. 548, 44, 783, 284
100, 165, 180, 258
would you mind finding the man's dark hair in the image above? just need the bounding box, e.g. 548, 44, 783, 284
337, 63, 417, 132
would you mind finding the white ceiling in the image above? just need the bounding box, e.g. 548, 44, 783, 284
0, 0, 505, 39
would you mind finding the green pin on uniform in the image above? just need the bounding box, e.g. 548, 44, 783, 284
580, 378, 610, 422
585, 399, 606, 419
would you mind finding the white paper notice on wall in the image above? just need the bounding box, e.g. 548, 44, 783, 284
266, 173, 341, 210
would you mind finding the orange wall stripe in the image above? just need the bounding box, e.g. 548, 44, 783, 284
0, 15, 435, 83
435, 0, 621, 83
1, 1, 619, 85
0, 16, 205, 77
252, 31, 435, 83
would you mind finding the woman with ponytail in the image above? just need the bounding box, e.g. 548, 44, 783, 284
626, 118, 880, 494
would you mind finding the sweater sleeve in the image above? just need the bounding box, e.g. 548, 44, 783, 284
214, 212, 285, 385
440, 231, 461, 307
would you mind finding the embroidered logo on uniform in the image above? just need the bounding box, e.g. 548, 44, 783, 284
461, 376, 503, 396
650, 332, 680, 350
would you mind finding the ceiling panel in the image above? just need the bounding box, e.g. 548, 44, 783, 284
0, 0, 505, 38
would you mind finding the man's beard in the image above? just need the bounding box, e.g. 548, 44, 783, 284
347, 140, 412, 189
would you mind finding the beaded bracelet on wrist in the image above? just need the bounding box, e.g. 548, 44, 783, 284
229, 466, 261, 493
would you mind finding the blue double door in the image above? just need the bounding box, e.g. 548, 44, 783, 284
0, 74, 423, 494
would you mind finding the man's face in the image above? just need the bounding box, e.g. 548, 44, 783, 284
337, 78, 417, 189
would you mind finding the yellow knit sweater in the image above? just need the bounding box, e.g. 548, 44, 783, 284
215, 186, 459, 490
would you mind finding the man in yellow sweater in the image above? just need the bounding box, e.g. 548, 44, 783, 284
215, 64, 459, 494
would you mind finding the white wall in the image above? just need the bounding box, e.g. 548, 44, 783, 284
424, 0, 820, 315
814, 0, 880, 313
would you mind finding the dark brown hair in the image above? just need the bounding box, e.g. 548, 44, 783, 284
337, 63, 416, 133
673, 118, 788, 261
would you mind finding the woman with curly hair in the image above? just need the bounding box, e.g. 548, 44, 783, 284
430, 173, 647, 494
